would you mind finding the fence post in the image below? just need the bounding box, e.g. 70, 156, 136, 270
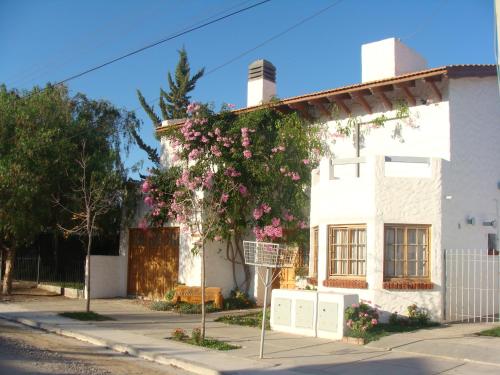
36, 254, 41, 286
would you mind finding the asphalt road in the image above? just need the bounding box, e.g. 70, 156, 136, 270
0, 318, 191, 375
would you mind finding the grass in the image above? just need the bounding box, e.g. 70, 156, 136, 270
171, 336, 240, 350
346, 321, 441, 343
59, 311, 114, 321
477, 326, 500, 337
149, 301, 220, 314
214, 309, 270, 330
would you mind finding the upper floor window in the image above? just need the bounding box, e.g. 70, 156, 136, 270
384, 225, 430, 279
328, 225, 366, 277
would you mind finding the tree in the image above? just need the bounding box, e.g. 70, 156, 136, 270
56, 141, 122, 312
0, 84, 139, 295
0, 85, 75, 294
141, 102, 326, 338
134, 48, 204, 165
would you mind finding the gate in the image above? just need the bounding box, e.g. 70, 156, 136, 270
445, 249, 500, 322
127, 227, 179, 299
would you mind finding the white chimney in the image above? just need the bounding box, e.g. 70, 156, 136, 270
361, 37, 427, 83
247, 59, 276, 107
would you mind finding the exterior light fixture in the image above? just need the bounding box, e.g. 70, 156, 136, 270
466, 216, 475, 225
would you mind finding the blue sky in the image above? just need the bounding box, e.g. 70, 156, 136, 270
1, 0, 495, 178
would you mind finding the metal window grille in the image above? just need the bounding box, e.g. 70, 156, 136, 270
312, 227, 319, 278
243, 241, 296, 268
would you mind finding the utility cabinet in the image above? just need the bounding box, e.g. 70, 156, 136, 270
270, 289, 358, 340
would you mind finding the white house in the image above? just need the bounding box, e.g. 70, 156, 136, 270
110, 38, 499, 331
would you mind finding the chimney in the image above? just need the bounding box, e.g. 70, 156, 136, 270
361, 37, 427, 83
247, 59, 276, 107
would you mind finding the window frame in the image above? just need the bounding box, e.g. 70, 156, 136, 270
327, 224, 367, 279
311, 226, 319, 278
383, 224, 431, 281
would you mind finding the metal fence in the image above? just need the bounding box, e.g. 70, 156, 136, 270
445, 249, 500, 323
13, 256, 85, 290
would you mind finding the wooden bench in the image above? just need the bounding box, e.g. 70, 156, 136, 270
173, 286, 224, 309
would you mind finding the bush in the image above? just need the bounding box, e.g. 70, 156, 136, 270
191, 328, 202, 344
407, 304, 430, 326
344, 301, 379, 338
165, 288, 176, 302
223, 288, 256, 310
171, 328, 186, 340
176, 301, 219, 314
150, 301, 174, 311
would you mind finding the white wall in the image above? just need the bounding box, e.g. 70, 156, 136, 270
86, 255, 127, 299
441, 76, 500, 251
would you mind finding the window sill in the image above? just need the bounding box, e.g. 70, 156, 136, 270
323, 278, 368, 289
383, 280, 434, 290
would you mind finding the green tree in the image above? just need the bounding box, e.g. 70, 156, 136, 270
134, 47, 204, 165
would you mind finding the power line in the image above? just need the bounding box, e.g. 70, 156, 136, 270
135, 0, 346, 115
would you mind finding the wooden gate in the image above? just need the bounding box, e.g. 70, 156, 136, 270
127, 227, 179, 299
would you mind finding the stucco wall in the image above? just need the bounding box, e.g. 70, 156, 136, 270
86, 255, 127, 299
442, 76, 500, 251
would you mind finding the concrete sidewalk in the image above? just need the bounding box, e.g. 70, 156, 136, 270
1, 295, 500, 374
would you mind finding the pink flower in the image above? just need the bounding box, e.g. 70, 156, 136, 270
210, 145, 222, 157
271, 217, 280, 227
144, 196, 154, 207
201, 136, 209, 143
347, 319, 353, 327
214, 235, 222, 241
243, 150, 252, 159
261, 203, 271, 213
241, 139, 250, 147
253, 208, 263, 220
220, 193, 229, 203
290, 172, 300, 181
188, 148, 200, 160
227, 103, 236, 109
351, 303, 359, 308
302, 159, 310, 165
283, 210, 294, 222
238, 185, 248, 196
298, 221, 307, 229
141, 180, 151, 193
371, 319, 378, 325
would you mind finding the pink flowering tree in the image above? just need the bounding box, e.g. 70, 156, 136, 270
141, 102, 326, 336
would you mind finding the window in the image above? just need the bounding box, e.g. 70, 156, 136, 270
311, 227, 319, 278
328, 225, 366, 277
488, 233, 498, 255
384, 225, 430, 279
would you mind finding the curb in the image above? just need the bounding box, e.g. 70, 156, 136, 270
0, 314, 221, 375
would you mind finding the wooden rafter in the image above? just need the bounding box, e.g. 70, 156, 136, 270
424, 78, 442, 101
327, 95, 351, 116
308, 99, 331, 119
395, 82, 416, 106
288, 102, 313, 121
370, 86, 393, 110
350, 91, 372, 114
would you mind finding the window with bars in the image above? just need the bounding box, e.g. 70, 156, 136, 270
311, 227, 319, 278
384, 225, 430, 279
328, 225, 366, 277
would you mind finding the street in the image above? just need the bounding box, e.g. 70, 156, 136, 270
0, 319, 190, 375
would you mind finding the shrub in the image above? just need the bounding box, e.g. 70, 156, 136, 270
223, 288, 256, 310
389, 311, 400, 326
150, 301, 174, 311
191, 328, 202, 344
294, 265, 309, 278
165, 288, 176, 302
171, 328, 186, 340
407, 304, 430, 326
176, 301, 219, 314
344, 301, 379, 338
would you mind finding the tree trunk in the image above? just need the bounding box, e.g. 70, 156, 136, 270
85, 234, 92, 313
234, 231, 251, 294
2, 246, 16, 295
200, 241, 206, 340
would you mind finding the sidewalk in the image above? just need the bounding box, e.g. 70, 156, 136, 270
1, 294, 500, 374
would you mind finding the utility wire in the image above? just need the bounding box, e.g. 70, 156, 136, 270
19, 0, 271, 101
135, 0, 346, 115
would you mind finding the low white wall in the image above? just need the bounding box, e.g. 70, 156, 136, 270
86, 255, 127, 299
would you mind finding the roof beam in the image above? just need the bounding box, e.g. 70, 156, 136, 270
350, 91, 372, 114
308, 99, 331, 119
395, 82, 416, 106
288, 102, 313, 121
326, 95, 351, 116
424, 78, 442, 102
370, 87, 393, 110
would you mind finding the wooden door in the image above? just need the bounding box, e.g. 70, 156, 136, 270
127, 227, 179, 299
